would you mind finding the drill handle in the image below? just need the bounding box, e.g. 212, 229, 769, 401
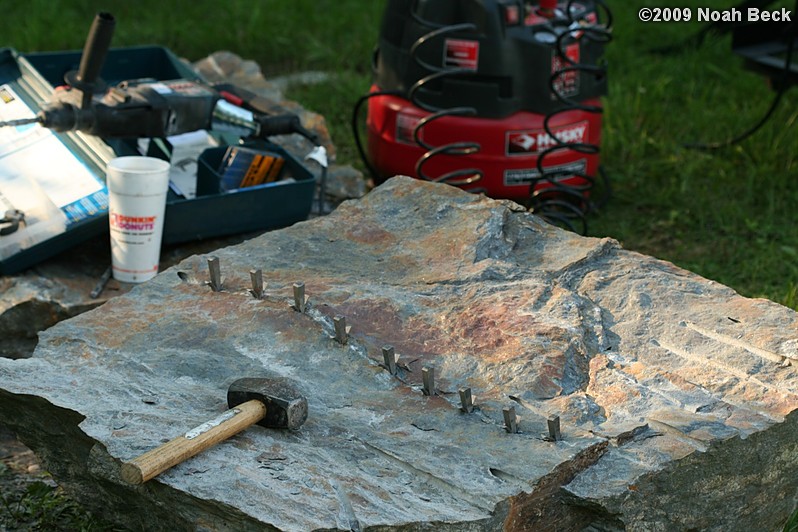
67, 12, 116, 107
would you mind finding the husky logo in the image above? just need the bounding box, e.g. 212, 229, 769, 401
507, 121, 588, 156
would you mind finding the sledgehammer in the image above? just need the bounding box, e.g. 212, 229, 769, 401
121, 377, 308, 485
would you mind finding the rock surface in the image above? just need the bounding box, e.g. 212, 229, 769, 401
0, 233, 260, 359
0, 177, 797, 531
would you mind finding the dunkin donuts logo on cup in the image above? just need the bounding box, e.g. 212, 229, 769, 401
110, 213, 157, 232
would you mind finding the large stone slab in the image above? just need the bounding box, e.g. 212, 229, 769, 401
0, 177, 796, 531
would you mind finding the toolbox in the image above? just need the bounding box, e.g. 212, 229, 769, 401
0, 46, 316, 275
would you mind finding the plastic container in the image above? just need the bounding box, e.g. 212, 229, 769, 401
0, 47, 316, 274
160, 143, 315, 242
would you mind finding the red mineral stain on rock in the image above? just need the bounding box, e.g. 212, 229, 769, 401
318, 299, 443, 360
345, 222, 396, 246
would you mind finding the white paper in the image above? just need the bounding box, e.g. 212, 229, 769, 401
0, 84, 108, 257
138, 130, 218, 199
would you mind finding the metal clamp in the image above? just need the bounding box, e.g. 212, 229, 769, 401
0, 209, 25, 236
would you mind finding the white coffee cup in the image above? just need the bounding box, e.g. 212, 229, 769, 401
106, 156, 171, 283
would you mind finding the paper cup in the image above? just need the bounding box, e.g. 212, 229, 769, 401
106, 156, 171, 283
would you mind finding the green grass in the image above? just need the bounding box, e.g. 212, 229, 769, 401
591, 0, 798, 309
1, 481, 98, 530
0, 462, 115, 531
0, 0, 383, 77
786, 506, 798, 532
1, 0, 798, 527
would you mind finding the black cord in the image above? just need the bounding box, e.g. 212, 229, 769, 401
683, 84, 790, 150
351, 89, 402, 180
685, 0, 798, 150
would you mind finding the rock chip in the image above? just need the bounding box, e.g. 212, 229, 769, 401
0, 177, 796, 531
0, 241, 120, 359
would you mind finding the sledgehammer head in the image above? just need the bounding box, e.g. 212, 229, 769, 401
227, 377, 307, 431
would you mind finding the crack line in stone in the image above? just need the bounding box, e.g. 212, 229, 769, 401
653, 369, 782, 424
647, 418, 709, 452
681, 376, 783, 424
356, 437, 494, 512
601, 364, 724, 421
658, 340, 795, 398
508, 395, 548, 418
488, 467, 528, 488
656, 341, 791, 422
553, 238, 619, 289
685, 321, 785, 364
332, 479, 363, 532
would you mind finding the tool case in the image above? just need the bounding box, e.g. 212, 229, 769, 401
0, 46, 316, 275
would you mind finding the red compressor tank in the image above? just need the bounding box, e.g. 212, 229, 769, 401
361, 0, 612, 232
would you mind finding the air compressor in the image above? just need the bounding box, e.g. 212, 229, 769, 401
356, 0, 611, 233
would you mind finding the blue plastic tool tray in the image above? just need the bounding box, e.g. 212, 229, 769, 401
0, 46, 315, 275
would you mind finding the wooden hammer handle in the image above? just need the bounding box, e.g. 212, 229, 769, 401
121, 399, 267, 485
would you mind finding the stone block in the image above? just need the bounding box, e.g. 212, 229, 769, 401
0, 177, 796, 530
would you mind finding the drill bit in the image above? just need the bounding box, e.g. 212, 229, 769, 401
0, 117, 41, 128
